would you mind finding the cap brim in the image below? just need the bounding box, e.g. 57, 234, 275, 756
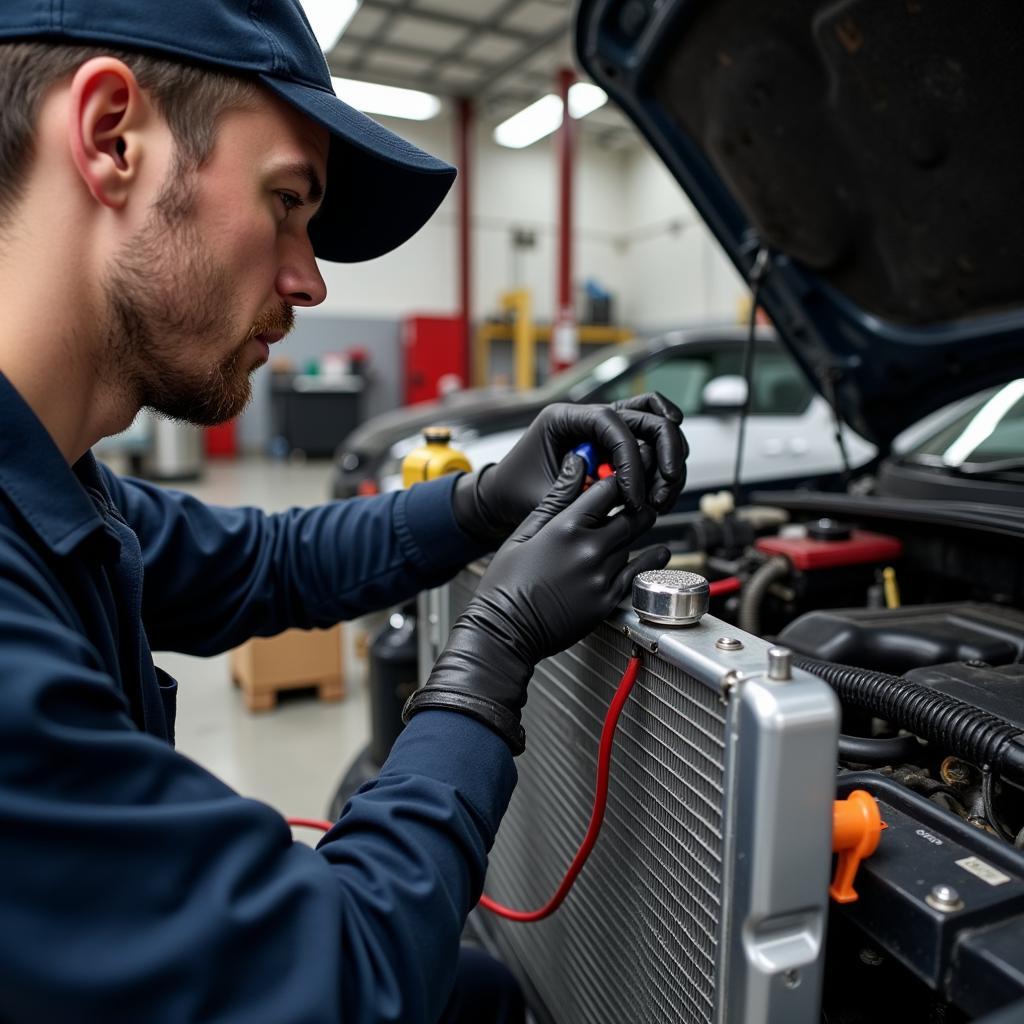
261, 76, 456, 264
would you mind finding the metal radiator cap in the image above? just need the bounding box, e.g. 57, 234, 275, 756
632, 569, 710, 626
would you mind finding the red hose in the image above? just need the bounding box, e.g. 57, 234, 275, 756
283, 656, 647, 924
478, 655, 643, 922
287, 816, 335, 833
709, 575, 742, 598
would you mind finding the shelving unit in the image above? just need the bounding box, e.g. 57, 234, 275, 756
474, 289, 633, 389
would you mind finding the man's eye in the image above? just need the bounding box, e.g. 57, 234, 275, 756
276, 191, 304, 214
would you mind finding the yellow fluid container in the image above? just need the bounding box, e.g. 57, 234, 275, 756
401, 426, 471, 488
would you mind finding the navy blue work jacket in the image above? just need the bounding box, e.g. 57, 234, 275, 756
0, 373, 516, 1023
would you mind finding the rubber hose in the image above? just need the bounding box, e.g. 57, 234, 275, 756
837, 733, 922, 766
793, 653, 1024, 785
737, 556, 790, 635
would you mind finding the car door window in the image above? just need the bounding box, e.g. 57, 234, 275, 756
592, 345, 813, 417
748, 351, 815, 415
595, 354, 714, 415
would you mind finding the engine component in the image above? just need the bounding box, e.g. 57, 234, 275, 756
806, 517, 853, 541
733, 526, 906, 638
737, 555, 790, 635
793, 654, 1024, 785
430, 564, 840, 1024
631, 569, 709, 625
401, 425, 471, 487
903, 662, 1024, 734
830, 774, 1024, 1018
831, 790, 884, 903
755, 527, 903, 571
837, 733, 923, 766
683, 512, 757, 557
779, 603, 1024, 674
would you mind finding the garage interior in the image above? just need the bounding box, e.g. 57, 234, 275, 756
6, 0, 1024, 1022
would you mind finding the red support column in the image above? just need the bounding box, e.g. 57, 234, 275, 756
456, 97, 473, 388
552, 67, 578, 376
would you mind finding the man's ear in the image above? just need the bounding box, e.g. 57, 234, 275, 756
67, 57, 150, 210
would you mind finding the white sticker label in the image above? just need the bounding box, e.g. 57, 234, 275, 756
956, 856, 1012, 887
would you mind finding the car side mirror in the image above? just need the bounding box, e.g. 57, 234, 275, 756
701, 375, 749, 414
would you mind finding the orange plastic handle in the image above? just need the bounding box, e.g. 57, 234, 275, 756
831, 790, 884, 904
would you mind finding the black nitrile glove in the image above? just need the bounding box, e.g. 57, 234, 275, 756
452, 392, 687, 547
405, 456, 670, 755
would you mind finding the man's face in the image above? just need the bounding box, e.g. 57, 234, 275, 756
103, 92, 329, 425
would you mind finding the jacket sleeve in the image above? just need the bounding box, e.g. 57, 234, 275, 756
0, 535, 516, 1023
99, 466, 488, 655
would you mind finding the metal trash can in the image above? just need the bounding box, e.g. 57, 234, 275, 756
143, 417, 203, 482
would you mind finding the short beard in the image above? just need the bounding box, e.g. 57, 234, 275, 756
102, 170, 280, 427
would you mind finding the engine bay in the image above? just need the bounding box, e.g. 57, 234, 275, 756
651, 496, 1024, 1022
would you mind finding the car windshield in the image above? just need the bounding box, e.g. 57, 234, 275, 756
537, 342, 645, 399
905, 379, 1024, 477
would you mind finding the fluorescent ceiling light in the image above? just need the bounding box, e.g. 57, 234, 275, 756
301, 0, 360, 52
494, 94, 564, 149
568, 82, 608, 119
494, 83, 609, 148
330, 77, 442, 121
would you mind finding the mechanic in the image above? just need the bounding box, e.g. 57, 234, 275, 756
0, 2, 687, 1021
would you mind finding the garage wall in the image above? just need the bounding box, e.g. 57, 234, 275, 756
471, 123, 628, 325
617, 146, 744, 330
314, 110, 631, 324
311, 107, 745, 331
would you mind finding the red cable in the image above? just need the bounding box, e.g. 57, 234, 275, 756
283, 656, 646, 924
287, 816, 335, 833
709, 575, 742, 598
478, 655, 642, 922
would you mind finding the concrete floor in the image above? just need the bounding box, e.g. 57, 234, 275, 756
149, 456, 376, 827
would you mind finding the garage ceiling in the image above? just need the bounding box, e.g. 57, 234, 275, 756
325, 0, 638, 149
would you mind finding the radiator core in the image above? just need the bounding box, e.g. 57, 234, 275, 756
426, 568, 839, 1024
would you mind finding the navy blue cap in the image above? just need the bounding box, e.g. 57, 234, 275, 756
0, 0, 456, 263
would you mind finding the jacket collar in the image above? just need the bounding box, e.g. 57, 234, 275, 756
0, 372, 108, 557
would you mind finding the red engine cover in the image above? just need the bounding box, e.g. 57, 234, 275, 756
754, 530, 903, 570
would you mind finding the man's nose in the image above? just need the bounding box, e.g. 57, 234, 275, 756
276, 235, 327, 307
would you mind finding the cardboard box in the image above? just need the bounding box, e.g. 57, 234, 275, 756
229, 624, 343, 712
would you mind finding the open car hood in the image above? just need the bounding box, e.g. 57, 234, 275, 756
576, 0, 1024, 450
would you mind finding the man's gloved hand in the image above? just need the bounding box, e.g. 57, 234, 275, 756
452, 392, 687, 547
405, 456, 670, 755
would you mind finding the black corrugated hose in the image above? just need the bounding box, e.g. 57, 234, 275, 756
792, 653, 1024, 785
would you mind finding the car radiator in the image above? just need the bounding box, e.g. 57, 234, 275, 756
421, 566, 840, 1024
